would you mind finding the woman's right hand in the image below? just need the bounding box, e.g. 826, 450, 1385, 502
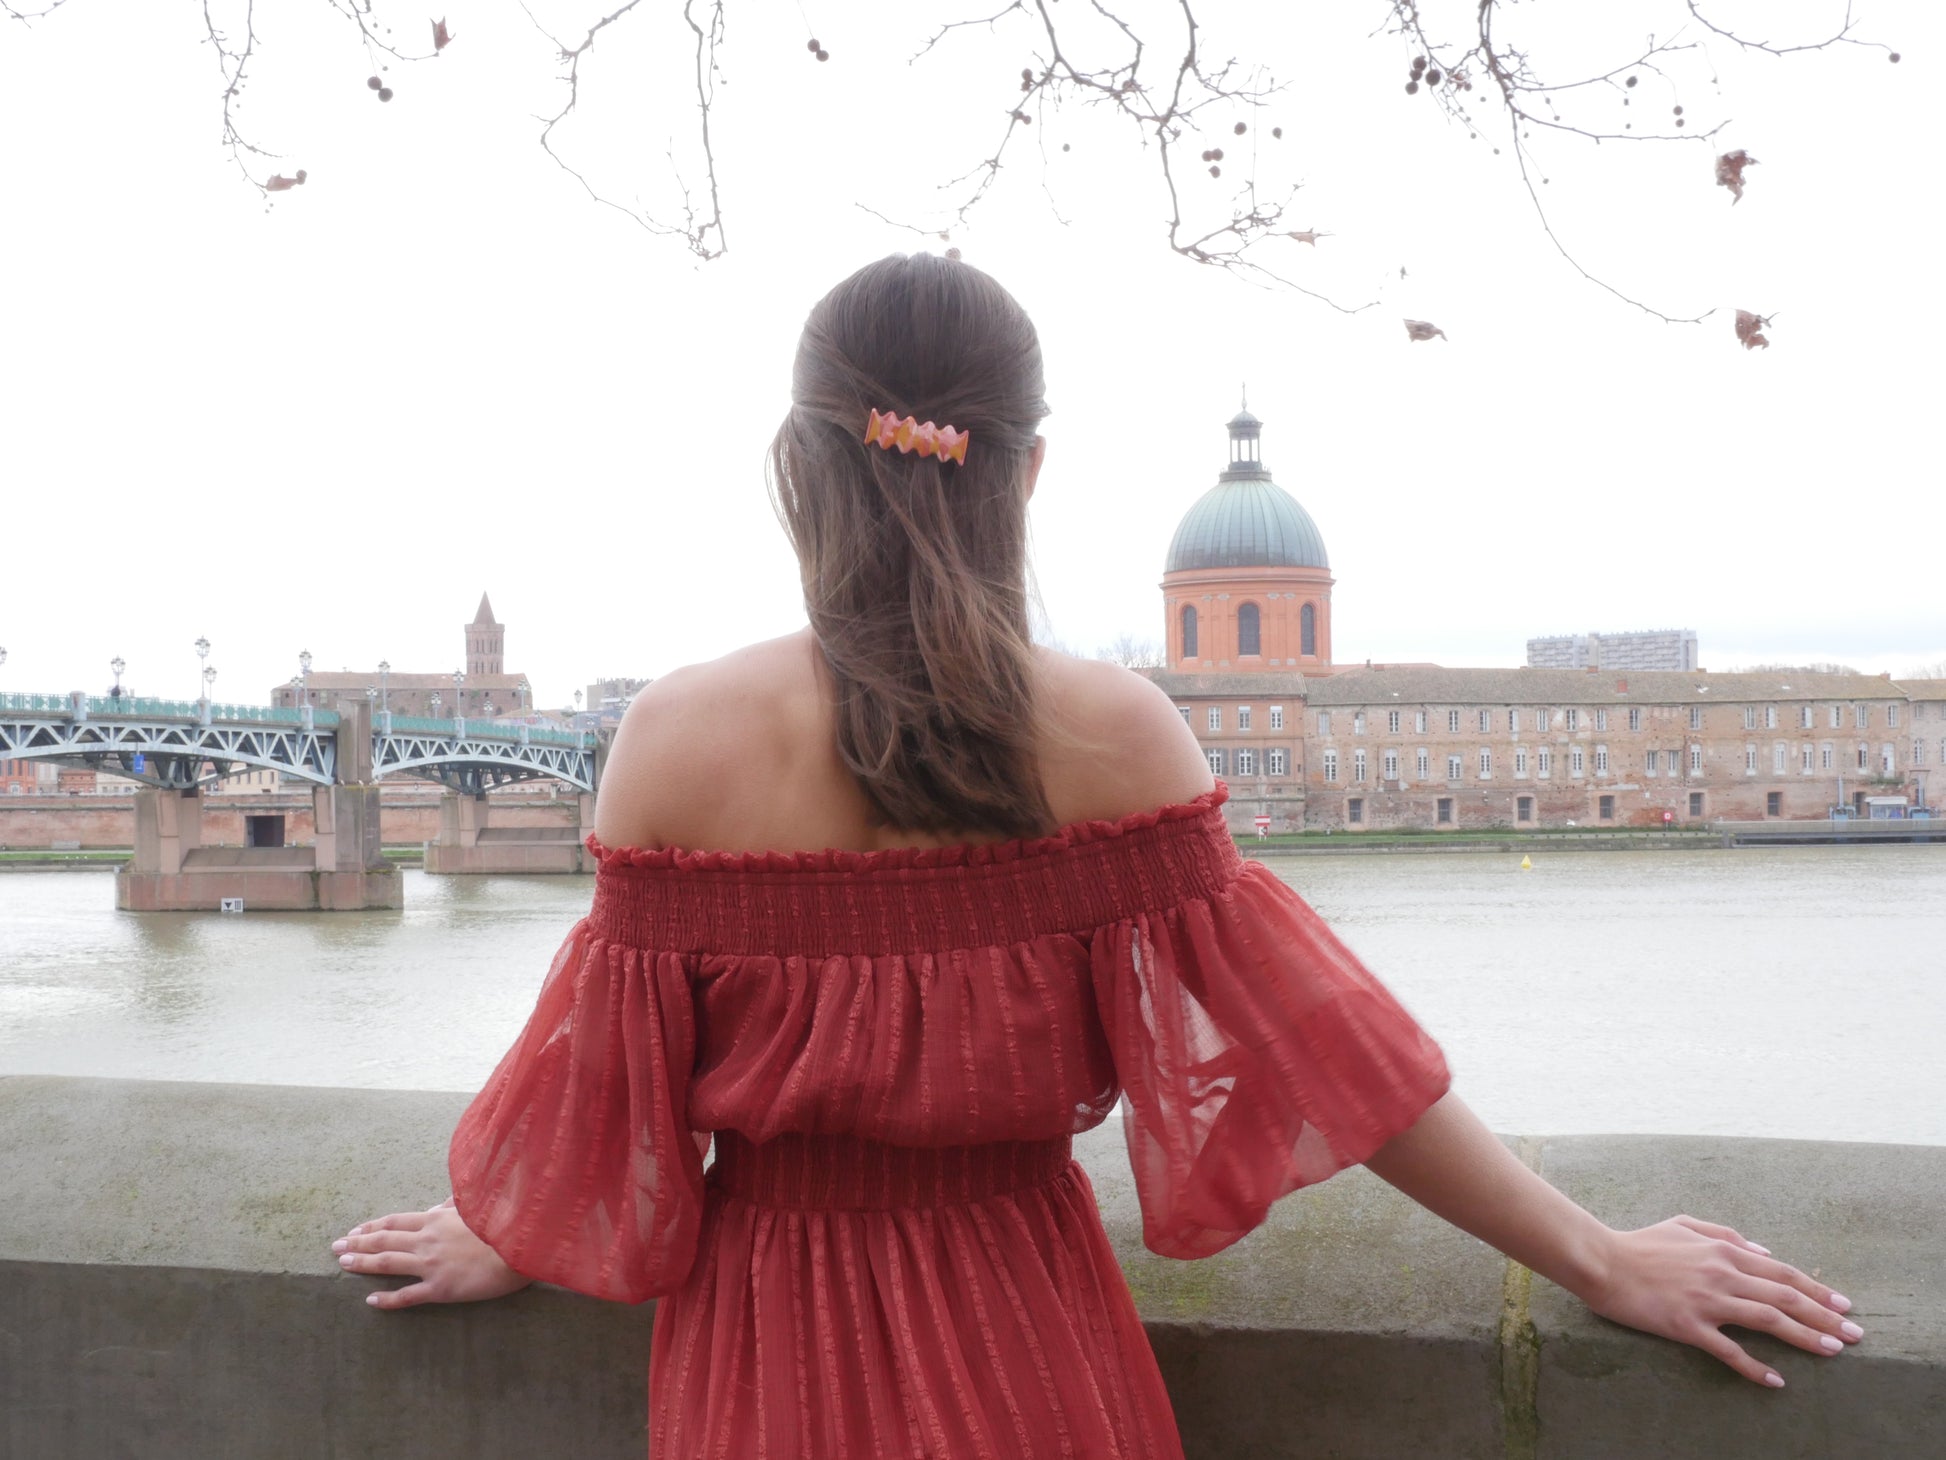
1580, 1215, 1862, 1386
332, 1201, 533, 1311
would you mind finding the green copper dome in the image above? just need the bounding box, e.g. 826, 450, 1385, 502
1164, 413, 1329, 573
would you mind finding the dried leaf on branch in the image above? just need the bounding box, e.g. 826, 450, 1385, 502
432, 18, 454, 51
264, 170, 308, 192
1715, 150, 1758, 203
1404, 319, 1447, 343
1734, 309, 1773, 349
1287, 230, 1327, 245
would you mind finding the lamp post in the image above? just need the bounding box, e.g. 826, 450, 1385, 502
110, 656, 125, 702
518, 677, 530, 712
451, 670, 466, 734
297, 649, 313, 703
201, 665, 217, 726
430, 692, 442, 718
378, 659, 391, 715
195, 636, 210, 704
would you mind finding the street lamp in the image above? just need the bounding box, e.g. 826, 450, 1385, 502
452, 669, 465, 715
195, 636, 210, 701
111, 656, 126, 701
518, 677, 530, 711
298, 648, 313, 705
203, 666, 217, 701
378, 659, 391, 714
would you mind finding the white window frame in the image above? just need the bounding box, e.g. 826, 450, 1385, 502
1416, 747, 1430, 780
1235, 747, 1257, 776
1353, 748, 1368, 783
1595, 745, 1609, 775
1446, 753, 1464, 782
1447, 709, 1461, 734
1269, 705, 1284, 731
1268, 747, 1288, 776
1206, 749, 1225, 776
1323, 749, 1339, 783
1207, 706, 1222, 732
1383, 748, 1400, 779
1628, 707, 1641, 732
1237, 705, 1252, 731
1387, 709, 1401, 734
1478, 748, 1492, 779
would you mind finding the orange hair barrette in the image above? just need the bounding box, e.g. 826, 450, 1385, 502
864, 409, 969, 466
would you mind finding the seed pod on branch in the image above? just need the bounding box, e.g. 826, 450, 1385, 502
1404, 318, 1447, 343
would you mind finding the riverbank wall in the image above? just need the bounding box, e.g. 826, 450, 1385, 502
2, 1076, 1940, 1458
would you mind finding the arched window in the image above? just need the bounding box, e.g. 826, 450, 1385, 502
1300, 602, 1317, 657
1181, 604, 1199, 659
1237, 602, 1261, 657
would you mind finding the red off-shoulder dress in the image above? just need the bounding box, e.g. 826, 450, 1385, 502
449, 784, 1449, 1459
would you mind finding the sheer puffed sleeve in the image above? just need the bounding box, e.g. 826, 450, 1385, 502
1094, 860, 1450, 1260
448, 917, 706, 1303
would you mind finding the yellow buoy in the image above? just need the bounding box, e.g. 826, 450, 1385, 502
1519, 855, 1533, 871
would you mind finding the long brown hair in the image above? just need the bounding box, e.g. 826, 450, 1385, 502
768, 254, 1054, 838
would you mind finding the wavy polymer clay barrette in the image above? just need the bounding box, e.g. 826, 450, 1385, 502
865, 409, 969, 466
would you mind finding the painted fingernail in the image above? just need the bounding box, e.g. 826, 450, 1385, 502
1764, 1372, 1785, 1388
338, 1254, 355, 1268
1828, 1293, 1852, 1312
331, 1240, 347, 1254
365, 1293, 380, 1307
1819, 1335, 1843, 1353
1841, 1322, 1864, 1340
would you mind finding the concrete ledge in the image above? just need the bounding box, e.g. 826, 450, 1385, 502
2, 1078, 1941, 1459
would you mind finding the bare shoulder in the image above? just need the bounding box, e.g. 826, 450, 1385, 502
1036, 650, 1216, 823
591, 633, 816, 850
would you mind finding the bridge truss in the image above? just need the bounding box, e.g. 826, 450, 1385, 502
372, 725, 596, 796
0, 707, 336, 789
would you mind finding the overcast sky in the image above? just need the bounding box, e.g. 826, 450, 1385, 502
1, 1, 1937, 709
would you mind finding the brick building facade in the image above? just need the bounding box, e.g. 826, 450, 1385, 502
1142, 413, 1939, 832
270, 593, 532, 718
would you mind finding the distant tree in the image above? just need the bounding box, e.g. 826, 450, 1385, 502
1905, 660, 1946, 680
1732, 662, 1862, 676
1095, 633, 1166, 669
3, 1, 1901, 320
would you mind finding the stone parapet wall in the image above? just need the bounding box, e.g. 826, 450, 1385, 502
0, 794, 582, 851
2, 1077, 1940, 1459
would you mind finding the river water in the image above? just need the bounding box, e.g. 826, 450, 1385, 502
2, 847, 1941, 1145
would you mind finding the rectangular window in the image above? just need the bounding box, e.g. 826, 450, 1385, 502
1599, 794, 1615, 821
1387, 709, 1401, 734
1347, 797, 1364, 825
1766, 791, 1782, 816
1829, 704, 1842, 728
1855, 705, 1869, 730
1764, 705, 1777, 730
1353, 749, 1368, 783
1206, 749, 1225, 776
1571, 746, 1586, 777
1774, 743, 1787, 774
1318, 711, 1331, 736
1798, 705, 1814, 730
1538, 749, 1552, 778
1915, 739, 1927, 767
1269, 748, 1288, 776
1207, 706, 1222, 732
1645, 749, 1658, 775
1237, 706, 1252, 731
1537, 708, 1551, 732
1383, 749, 1399, 780
1688, 792, 1705, 818
1515, 747, 1529, 777
1447, 709, 1461, 734
1322, 750, 1338, 782
1888, 704, 1901, 728
1857, 744, 1869, 770
1178, 706, 1191, 725
1416, 747, 1430, 780
1517, 796, 1534, 823
1446, 754, 1464, 782
1745, 744, 1757, 774
1479, 748, 1492, 778
1800, 744, 1814, 774
1595, 709, 1609, 732
1478, 709, 1492, 733
1689, 706, 1703, 731
1690, 745, 1702, 774
1628, 707, 1641, 732
1437, 797, 1454, 825
1821, 743, 1833, 770
1595, 745, 1609, 775
1566, 708, 1581, 732
1414, 710, 1428, 734
1235, 748, 1257, 776
1509, 709, 1520, 733
1883, 744, 1897, 776
1269, 705, 1284, 731
1353, 712, 1367, 736
1743, 706, 1758, 730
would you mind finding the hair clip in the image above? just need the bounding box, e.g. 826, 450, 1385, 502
865, 409, 969, 466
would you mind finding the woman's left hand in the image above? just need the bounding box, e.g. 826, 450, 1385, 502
332, 1200, 533, 1311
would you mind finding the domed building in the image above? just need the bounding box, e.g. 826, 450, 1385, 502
1163, 410, 1334, 671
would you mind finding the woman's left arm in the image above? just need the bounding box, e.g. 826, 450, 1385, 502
1362, 1091, 1862, 1388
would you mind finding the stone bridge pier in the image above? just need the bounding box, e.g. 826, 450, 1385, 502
116, 701, 402, 911
423, 789, 596, 874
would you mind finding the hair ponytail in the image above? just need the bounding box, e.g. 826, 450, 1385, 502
767, 254, 1054, 838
